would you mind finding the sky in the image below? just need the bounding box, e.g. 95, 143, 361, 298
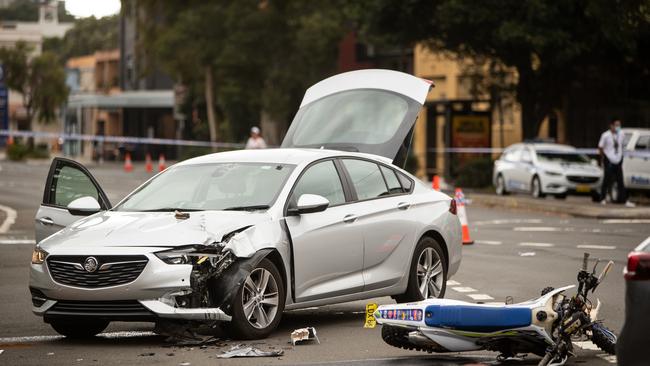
65, 0, 121, 18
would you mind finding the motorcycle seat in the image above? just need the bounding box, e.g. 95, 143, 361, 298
424, 304, 532, 333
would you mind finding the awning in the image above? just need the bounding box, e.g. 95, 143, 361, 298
67, 90, 174, 109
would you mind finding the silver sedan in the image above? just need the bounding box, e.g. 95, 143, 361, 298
30, 69, 462, 340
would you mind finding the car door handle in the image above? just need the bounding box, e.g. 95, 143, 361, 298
397, 202, 411, 210
342, 214, 358, 224
37, 217, 54, 226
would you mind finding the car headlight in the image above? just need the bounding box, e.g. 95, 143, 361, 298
544, 170, 563, 176
31, 247, 48, 264
155, 246, 222, 265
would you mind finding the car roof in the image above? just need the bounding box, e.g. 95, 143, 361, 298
177, 148, 394, 167
525, 143, 577, 152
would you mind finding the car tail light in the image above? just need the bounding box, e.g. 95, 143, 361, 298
449, 199, 457, 215
624, 252, 650, 281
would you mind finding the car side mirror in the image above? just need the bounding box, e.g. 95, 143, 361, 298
67, 196, 101, 216
292, 194, 330, 215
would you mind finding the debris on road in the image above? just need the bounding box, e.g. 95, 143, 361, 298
217, 345, 284, 358
518, 251, 536, 257
47, 352, 54, 356
290, 327, 320, 345
0, 349, 4, 355
179, 362, 191, 366
139, 352, 155, 357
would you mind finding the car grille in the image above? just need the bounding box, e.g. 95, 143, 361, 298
46, 300, 154, 319
47, 255, 148, 288
567, 175, 599, 184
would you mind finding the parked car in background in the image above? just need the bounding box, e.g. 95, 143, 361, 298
30, 69, 462, 340
617, 128, 650, 201
493, 143, 602, 200
617, 236, 650, 365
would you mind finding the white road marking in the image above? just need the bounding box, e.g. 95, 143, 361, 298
474, 218, 542, 226
577, 244, 616, 250
0, 331, 156, 344
0, 239, 36, 245
446, 280, 461, 286
602, 219, 650, 224
518, 252, 536, 257
514, 227, 561, 232
468, 294, 494, 301
573, 341, 600, 350
0, 204, 17, 234
475, 240, 502, 245
519, 242, 555, 247
451, 287, 476, 293
597, 354, 617, 364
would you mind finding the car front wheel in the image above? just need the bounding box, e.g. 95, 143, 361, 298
531, 176, 546, 198
227, 258, 285, 339
394, 237, 447, 303
49, 319, 109, 338
495, 174, 509, 196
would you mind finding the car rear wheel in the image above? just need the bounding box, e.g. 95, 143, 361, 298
226, 258, 285, 339
495, 174, 509, 195
531, 176, 546, 198
49, 319, 109, 338
394, 237, 447, 303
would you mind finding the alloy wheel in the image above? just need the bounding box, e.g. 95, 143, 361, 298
241, 268, 279, 329
496, 175, 506, 195
416, 247, 444, 298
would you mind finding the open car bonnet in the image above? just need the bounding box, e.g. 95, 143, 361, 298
38, 210, 272, 251
281, 69, 432, 165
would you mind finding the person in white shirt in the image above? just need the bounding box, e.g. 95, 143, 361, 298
598, 119, 634, 207
245, 126, 267, 149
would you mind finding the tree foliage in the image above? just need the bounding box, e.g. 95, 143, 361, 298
0, 41, 69, 126
355, 0, 650, 138
43, 15, 119, 63
130, 0, 350, 143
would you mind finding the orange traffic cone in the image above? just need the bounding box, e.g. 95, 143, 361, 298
145, 153, 153, 172
158, 153, 166, 172
432, 175, 440, 191
123, 152, 133, 172
454, 188, 473, 245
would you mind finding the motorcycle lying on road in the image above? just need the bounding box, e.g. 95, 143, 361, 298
374, 253, 617, 366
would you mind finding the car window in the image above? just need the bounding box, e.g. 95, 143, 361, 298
397, 171, 413, 192
520, 148, 532, 163
502, 147, 520, 162
50, 165, 100, 207
536, 150, 590, 164
342, 159, 389, 200
291, 161, 346, 206
116, 163, 294, 211
635, 135, 650, 150
380, 166, 403, 194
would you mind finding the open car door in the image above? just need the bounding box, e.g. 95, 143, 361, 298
281, 69, 432, 166
35, 158, 111, 243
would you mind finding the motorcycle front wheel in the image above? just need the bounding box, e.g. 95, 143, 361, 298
590, 323, 616, 355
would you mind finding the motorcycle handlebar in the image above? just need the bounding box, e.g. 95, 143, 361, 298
582, 253, 590, 272
597, 260, 614, 285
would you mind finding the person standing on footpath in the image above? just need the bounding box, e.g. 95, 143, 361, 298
598, 118, 635, 207
245, 126, 267, 149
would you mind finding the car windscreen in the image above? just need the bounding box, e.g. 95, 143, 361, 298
115, 163, 294, 212
536, 150, 590, 164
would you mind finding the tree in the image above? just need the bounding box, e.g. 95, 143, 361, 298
355, 0, 650, 139
129, 0, 349, 144
43, 15, 119, 63
0, 42, 69, 129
